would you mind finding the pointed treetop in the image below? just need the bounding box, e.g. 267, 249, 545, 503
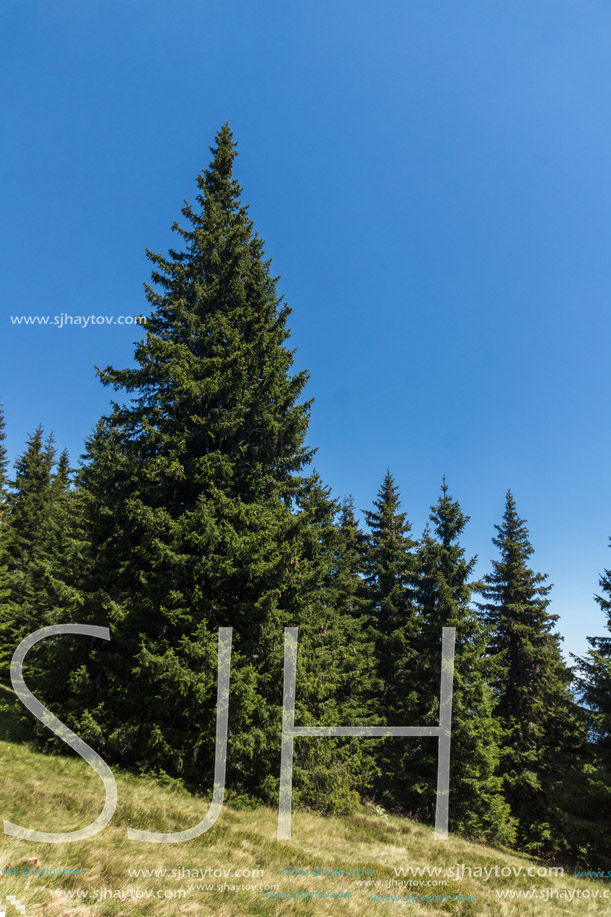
210, 122, 238, 176
491, 489, 543, 573
367, 469, 406, 524
479, 490, 554, 633
430, 478, 470, 548
594, 542, 611, 627
53, 449, 72, 492
11, 426, 55, 490
339, 494, 358, 528
94, 124, 314, 501
193, 121, 243, 217
363, 470, 417, 629
0, 405, 8, 500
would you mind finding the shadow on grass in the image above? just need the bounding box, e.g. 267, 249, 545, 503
0, 683, 30, 744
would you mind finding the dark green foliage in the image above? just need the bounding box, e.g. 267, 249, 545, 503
0, 406, 8, 508
479, 491, 587, 857
0, 426, 77, 688
574, 541, 611, 867
37, 126, 370, 812
30, 448, 82, 625
3, 129, 604, 861
334, 496, 370, 622
282, 476, 380, 812
363, 471, 417, 642
0, 427, 56, 678
580, 546, 611, 748
362, 471, 419, 809
411, 481, 514, 843
0, 408, 10, 631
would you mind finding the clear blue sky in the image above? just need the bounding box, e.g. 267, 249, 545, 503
2, 0, 610, 660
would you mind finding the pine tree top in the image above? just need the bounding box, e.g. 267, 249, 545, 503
430, 476, 472, 549
91, 124, 314, 503
583, 540, 611, 658
363, 470, 412, 538
594, 543, 611, 626
480, 489, 554, 625
416, 480, 478, 627
52, 449, 72, 494
0, 406, 8, 503
10, 427, 55, 495
362, 470, 417, 633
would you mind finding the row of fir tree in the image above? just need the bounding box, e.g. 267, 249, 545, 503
1, 125, 610, 867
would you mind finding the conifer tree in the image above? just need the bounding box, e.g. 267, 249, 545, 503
412, 481, 513, 842
31, 449, 77, 622
334, 494, 380, 734
0, 427, 56, 679
580, 543, 611, 749
479, 491, 587, 856
362, 471, 420, 810
0, 407, 8, 511
3, 448, 80, 700
574, 541, 611, 866
0, 408, 9, 631
40, 125, 366, 809
283, 475, 379, 812
334, 496, 369, 622
363, 471, 417, 642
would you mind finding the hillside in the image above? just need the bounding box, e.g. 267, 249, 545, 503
0, 687, 607, 916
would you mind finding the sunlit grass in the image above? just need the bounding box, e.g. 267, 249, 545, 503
0, 689, 607, 915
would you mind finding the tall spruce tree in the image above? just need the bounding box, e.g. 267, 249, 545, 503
334, 496, 370, 622
363, 471, 417, 643
411, 481, 514, 842
0, 408, 9, 637
38, 125, 367, 811
0, 407, 8, 510
283, 475, 379, 812
0, 427, 57, 679
30, 450, 77, 622
575, 541, 611, 867
479, 491, 587, 858
580, 542, 611, 748
3, 447, 80, 702
362, 471, 420, 810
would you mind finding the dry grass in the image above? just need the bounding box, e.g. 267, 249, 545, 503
0, 688, 607, 915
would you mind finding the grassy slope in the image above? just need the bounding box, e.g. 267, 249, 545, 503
0, 688, 607, 916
